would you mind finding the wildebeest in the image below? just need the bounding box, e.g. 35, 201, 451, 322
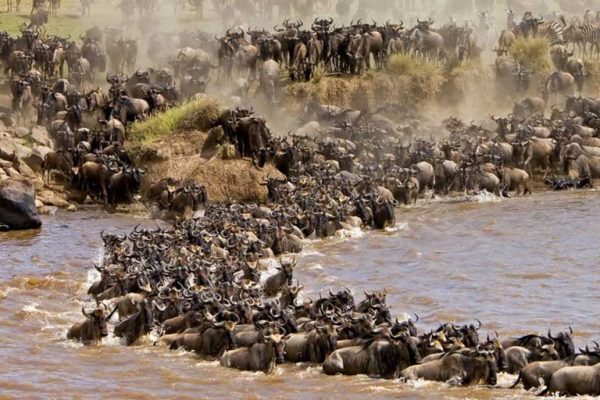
511, 359, 570, 390
323, 336, 420, 379
264, 258, 295, 296
168, 317, 238, 357
542, 71, 575, 104
108, 167, 143, 207
541, 364, 600, 396
112, 95, 149, 125
504, 344, 559, 374
67, 307, 108, 345
284, 323, 337, 363
42, 150, 74, 182
220, 326, 286, 373
400, 347, 498, 386
259, 59, 280, 103
113, 299, 153, 345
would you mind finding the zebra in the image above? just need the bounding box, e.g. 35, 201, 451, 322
579, 23, 600, 58
564, 23, 587, 56
536, 17, 567, 44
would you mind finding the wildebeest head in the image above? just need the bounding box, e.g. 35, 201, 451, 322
532, 342, 561, 361
262, 325, 286, 364
280, 258, 295, 286
392, 314, 419, 337
483, 332, 507, 370
548, 327, 575, 359
418, 330, 444, 356
82, 306, 109, 338
454, 319, 481, 347
329, 287, 355, 311
467, 347, 498, 386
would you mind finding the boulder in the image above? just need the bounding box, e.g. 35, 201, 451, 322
6, 167, 21, 178
23, 146, 52, 173
13, 127, 29, 139
0, 113, 13, 128
16, 160, 36, 179
30, 126, 53, 148
37, 189, 70, 208
0, 178, 42, 230
0, 137, 30, 159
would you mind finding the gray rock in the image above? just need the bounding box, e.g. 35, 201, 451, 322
16, 160, 36, 178
13, 127, 29, 138
0, 178, 42, 230
30, 125, 53, 148
0, 113, 13, 128
23, 146, 52, 173
34, 146, 53, 158
6, 167, 21, 178
0, 137, 31, 159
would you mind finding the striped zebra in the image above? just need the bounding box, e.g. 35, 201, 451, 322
536, 18, 567, 44
578, 23, 600, 58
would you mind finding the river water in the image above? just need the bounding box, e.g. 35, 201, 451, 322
1, 191, 599, 399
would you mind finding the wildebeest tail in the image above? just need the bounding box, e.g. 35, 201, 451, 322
510, 371, 522, 388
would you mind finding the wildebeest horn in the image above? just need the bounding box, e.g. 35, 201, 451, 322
475, 319, 482, 330
548, 329, 556, 339
569, 326, 573, 334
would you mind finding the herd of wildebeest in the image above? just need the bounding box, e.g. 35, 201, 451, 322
1, 4, 600, 397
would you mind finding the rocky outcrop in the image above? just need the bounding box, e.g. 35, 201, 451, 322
0, 178, 42, 230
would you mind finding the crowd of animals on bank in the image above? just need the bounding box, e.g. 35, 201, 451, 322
6, 10, 600, 211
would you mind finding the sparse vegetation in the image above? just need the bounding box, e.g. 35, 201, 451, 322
509, 37, 552, 75
284, 53, 446, 111
0, 0, 85, 36
130, 97, 221, 145
216, 143, 236, 159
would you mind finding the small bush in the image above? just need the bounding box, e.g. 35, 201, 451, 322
509, 37, 552, 75
216, 143, 236, 159
130, 97, 221, 145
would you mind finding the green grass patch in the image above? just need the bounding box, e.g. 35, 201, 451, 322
129, 97, 221, 145
0, 0, 85, 36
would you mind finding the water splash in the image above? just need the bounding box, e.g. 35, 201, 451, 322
467, 190, 502, 203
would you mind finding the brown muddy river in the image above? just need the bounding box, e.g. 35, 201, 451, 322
1, 192, 599, 399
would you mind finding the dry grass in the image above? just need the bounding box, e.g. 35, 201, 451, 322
139, 131, 283, 203
130, 97, 221, 145
583, 59, 600, 96
509, 37, 552, 75
284, 53, 445, 111
447, 59, 494, 99
216, 143, 236, 159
